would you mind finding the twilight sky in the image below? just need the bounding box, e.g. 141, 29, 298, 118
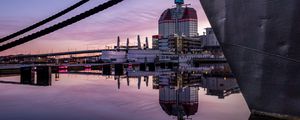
0, 0, 210, 56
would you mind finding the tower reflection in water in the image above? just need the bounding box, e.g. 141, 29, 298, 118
124, 67, 241, 120
24, 64, 240, 120
157, 72, 200, 120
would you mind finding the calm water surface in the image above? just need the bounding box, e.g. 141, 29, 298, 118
0, 70, 250, 120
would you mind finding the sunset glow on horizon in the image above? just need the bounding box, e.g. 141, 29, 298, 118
0, 0, 210, 56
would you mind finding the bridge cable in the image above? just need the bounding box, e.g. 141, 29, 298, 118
0, 0, 89, 43
0, 0, 123, 52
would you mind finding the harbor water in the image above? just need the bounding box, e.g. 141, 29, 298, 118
0, 67, 250, 120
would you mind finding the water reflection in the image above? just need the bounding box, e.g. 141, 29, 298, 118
53, 64, 241, 119
155, 71, 239, 120
0, 64, 248, 120
114, 65, 241, 120
202, 77, 240, 99
157, 72, 200, 120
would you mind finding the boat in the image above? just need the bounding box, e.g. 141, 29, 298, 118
199, 0, 300, 118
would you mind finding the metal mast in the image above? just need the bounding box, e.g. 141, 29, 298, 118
175, 0, 184, 36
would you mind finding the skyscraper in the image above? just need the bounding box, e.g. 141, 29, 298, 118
158, 4, 198, 38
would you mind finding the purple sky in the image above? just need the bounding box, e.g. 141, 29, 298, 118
0, 0, 210, 56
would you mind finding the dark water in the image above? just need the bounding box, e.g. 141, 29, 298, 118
0, 69, 250, 120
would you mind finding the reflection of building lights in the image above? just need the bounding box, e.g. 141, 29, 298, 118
59, 69, 68, 73
84, 65, 91, 68
59, 65, 68, 69
84, 67, 92, 71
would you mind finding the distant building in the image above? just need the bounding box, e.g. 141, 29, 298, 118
127, 49, 160, 63
159, 7, 198, 38
100, 51, 126, 63
201, 28, 220, 48
156, 2, 202, 54
168, 35, 202, 54
199, 28, 224, 57
158, 38, 169, 51
152, 35, 160, 50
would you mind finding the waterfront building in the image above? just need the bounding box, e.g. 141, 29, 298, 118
201, 28, 220, 47
200, 28, 223, 58
168, 35, 202, 54
152, 35, 160, 50
155, 27, 220, 54
100, 51, 126, 63
157, 0, 203, 54
100, 0, 222, 64
127, 49, 160, 63
101, 36, 158, 63
158, 38, 170, 51
158, 6, 198, 38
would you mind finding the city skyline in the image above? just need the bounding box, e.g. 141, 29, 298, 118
0, 0, 210, 56
1, 1, 299, 119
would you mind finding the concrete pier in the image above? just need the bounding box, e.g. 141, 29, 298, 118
160, 63, 166, 69
114, 64, 124, 75
138, 77, 141, 89
91, 65, 101, 70
167, 63, 174, 69
144, 76, 149, 87
140, 63, 146, 71
127, 77, 130, 86
116, 77, 121, 89
20, 67, 34, 85
148, 63, 155, 71
102, 64, 112, 75
36, 66, 52, 86
51, 66, 59, 73
54, 73, 60, 81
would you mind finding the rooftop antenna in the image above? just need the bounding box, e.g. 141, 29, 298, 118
117, 36, 120, 50
175, 0, 184, 5
126, 38, 130, 50
175, 0, 184, 36
137, 35, 142, 49
145, 37, 149, 49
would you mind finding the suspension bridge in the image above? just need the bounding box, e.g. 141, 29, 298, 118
0, 0, 123, 52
